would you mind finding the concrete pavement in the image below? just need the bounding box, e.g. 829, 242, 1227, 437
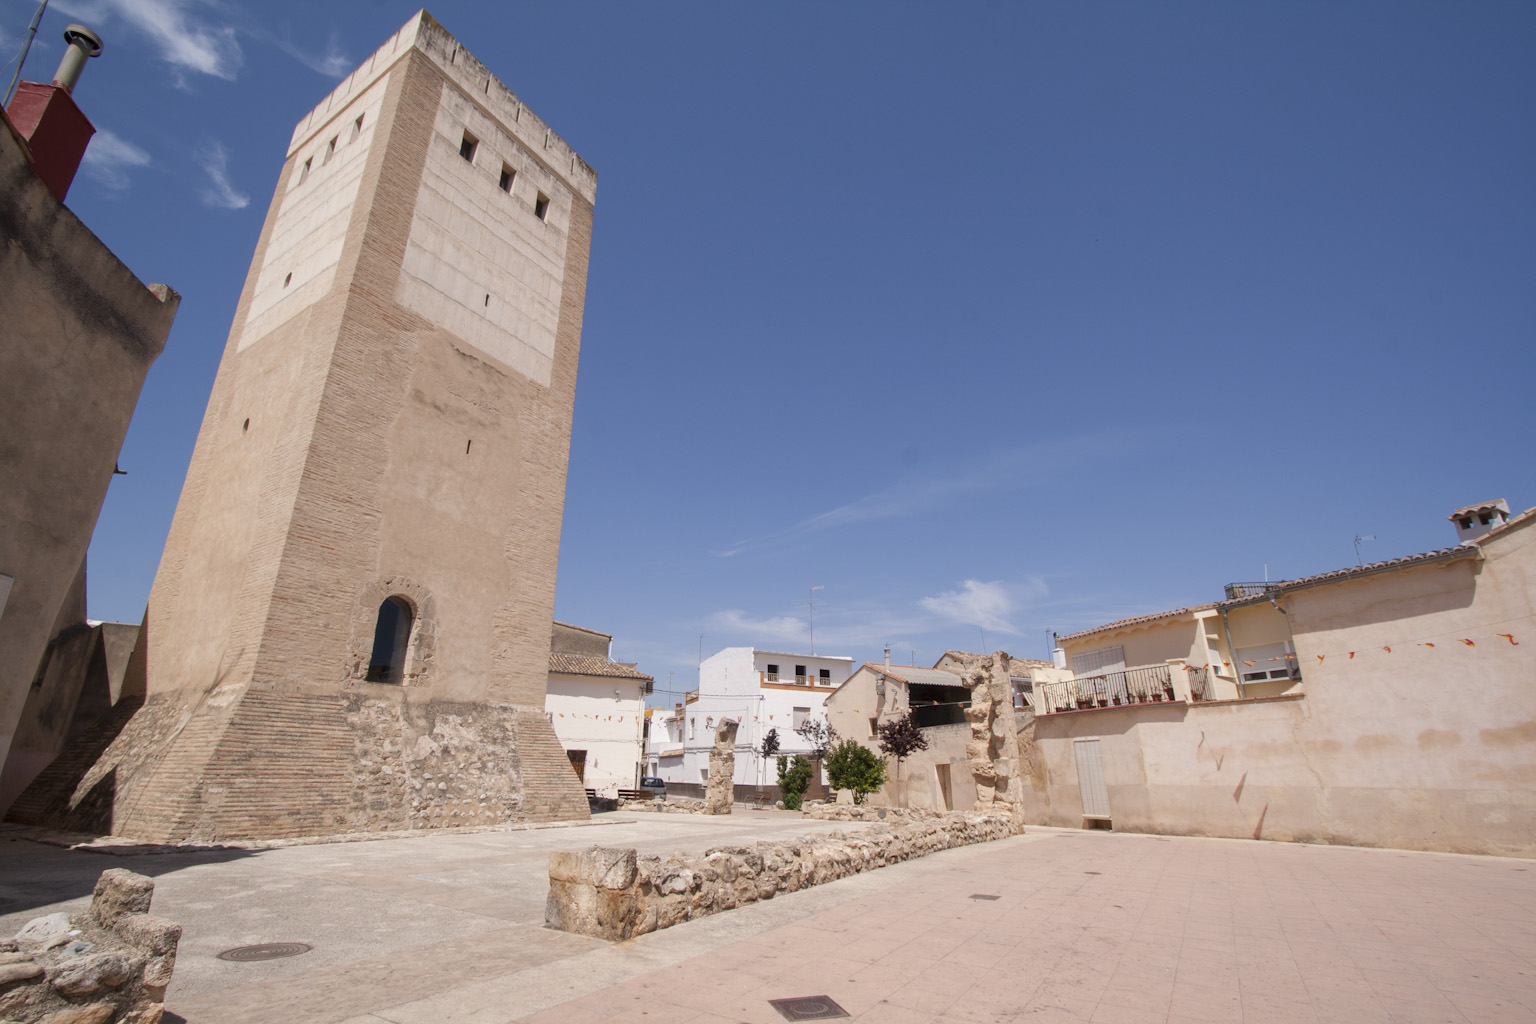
3, 814, 1533, 1023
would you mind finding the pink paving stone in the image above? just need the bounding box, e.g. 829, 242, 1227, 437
521, 827, 1535, 1024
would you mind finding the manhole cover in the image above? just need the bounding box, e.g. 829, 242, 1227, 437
217, 942, 312, 962
768, 995, 850, 1021
969, 893, 1000, 900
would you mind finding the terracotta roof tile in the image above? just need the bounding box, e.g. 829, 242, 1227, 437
548, 653, 653, 682
1059, 605, 1216, 643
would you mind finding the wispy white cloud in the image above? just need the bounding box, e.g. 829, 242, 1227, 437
919, 579, 1026, 634
197, 141, 247, 208
80, 130, 152, 189
713, 431, 1137, 559
268, 29, 350, 78
706, 610, 809, 647
57, 0, 243, 80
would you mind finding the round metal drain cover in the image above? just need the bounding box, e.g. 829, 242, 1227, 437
217, 942, 312, 962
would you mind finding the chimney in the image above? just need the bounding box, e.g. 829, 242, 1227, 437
5, 24, 103, 202
883, 645, 890, 667
1449, 499, 1511, 544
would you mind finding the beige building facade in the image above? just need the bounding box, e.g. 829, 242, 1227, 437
1020, 506, 1536, 856
10, 12, 595, 840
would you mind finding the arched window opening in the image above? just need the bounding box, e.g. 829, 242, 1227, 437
367, 596, 413, 683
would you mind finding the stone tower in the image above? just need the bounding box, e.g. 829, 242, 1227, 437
9, 11, 593, 840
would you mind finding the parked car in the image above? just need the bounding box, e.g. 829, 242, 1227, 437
639, 776, 668, 799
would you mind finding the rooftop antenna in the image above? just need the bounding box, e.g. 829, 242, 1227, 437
1353, 533, 1376, 567
3, 0, 50, 106
979, 627, 987, 654
808, 585, 823, 654
698, 635, 710, 666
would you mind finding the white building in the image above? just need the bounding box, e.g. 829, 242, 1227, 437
545, 622, 653, 797
646, 647, 853, 799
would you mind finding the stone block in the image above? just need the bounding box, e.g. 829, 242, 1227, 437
47, 951, 139, 997
13, 914, 71, 948
112, 914, 180, 957
0, 960, 43, 984
89, 870, 154, 928
41, 1004, 114, 1024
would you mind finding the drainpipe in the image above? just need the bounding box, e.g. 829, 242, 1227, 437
1219, 606, 1244, 700
1267, 595, 1299, 685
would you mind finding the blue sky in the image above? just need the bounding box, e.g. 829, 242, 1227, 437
11, 0, 1533, 704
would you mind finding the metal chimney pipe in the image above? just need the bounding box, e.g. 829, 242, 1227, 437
51, 24, 103, 95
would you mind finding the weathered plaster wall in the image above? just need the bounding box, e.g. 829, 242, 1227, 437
1022, 521, 1536, 855
0, 122, 178, 814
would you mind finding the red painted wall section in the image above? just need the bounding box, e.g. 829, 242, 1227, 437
5, 82, 95, 202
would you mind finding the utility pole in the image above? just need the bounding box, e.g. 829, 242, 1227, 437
808, 585, 824, 654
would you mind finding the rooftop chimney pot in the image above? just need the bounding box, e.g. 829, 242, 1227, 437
52, 24, 103, 95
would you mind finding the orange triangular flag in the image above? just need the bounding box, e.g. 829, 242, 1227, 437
1348, 652, 1355, 659
1460, 639, 1475, 647
1499, 634, 1519, 645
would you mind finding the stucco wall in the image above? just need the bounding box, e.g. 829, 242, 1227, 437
545, 674, 644, 796
0, 123, 178, 813
1023, 522, 1536, 856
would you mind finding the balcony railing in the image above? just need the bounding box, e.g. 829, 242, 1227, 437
684, 689, 699, 704
1224, 581, 1286, 600
1038, 664, 1177, 714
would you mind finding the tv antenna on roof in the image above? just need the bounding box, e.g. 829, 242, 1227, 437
808, 585, 824, 654
1353, 533, 1376, 567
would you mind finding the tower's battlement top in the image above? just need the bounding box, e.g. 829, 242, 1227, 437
286, 9, 597, 205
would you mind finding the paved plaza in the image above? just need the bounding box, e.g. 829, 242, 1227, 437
2, 813, 1533, 1023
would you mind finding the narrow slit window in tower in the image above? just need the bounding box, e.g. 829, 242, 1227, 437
499, 165, 515, 193
459, 131, 478, 163
534, 192, 549, 220
367, 596, 414, 683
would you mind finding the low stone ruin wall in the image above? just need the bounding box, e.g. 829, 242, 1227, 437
801, 804, 946, 823
1, 868, 181, 1024
546, 812, 1018, 941
616, 797, 707, 814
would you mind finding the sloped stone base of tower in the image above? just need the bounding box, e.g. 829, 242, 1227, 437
7, 686, 588, 842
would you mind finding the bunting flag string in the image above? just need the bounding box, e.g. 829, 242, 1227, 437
1215, 625, 1523, 671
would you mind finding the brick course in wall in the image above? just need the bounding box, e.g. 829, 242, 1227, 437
9, 13, 594, 842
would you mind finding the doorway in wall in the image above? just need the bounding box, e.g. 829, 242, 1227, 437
1073, 737, 1111, 826
935, 763, 953, 811
567, 749, 586, 783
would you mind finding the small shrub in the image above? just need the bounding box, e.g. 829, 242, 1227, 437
777, 754, 813, 810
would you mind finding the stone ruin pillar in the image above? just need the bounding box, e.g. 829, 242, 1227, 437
703, 719, 739, 814
958, 652, 1024, 825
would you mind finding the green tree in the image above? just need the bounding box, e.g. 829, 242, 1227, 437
876, 711, 930, 806
776, 754, 813, 810
824, 739, 887, 804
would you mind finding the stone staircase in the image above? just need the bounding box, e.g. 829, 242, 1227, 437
512, 709, 589, 822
